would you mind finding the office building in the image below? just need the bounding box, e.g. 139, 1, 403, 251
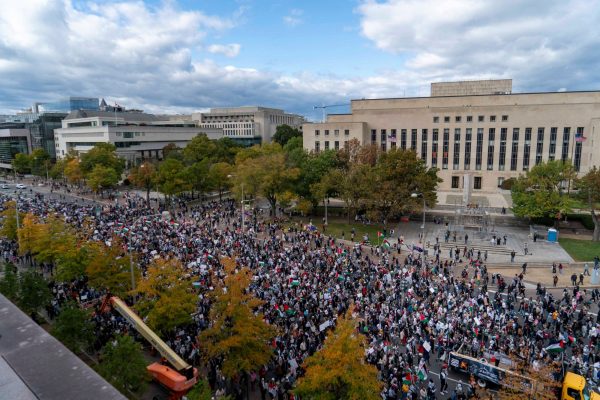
192, 106, 304, 145
302, 79, 600, 206
0, 127, 32, 168
55, 110, 223, 165
36, 96, 99, 113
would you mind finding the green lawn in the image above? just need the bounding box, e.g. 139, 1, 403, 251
288, 217, 389, 243
559, 237, 600, 262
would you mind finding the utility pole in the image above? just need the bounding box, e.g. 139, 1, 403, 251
15, 195, 20, 229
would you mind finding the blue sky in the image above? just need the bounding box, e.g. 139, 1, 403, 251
1, 0, 600, 120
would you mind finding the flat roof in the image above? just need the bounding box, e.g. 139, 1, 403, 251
0, 294, 126, 400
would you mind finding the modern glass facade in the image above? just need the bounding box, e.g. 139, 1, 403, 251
38, 97, 99, 113
0, 137, 29, 163
29, 113, 67, 159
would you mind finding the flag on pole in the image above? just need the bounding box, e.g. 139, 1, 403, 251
544, 341, 565, 353
382, 239, 391, 249
377, 231, 384, 238
575, 133, 586, 142
417, 367, 427, 381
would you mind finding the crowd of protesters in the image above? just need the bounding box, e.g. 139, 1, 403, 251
1, 190, 599, 400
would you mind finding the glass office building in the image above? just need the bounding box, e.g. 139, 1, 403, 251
37, 97, 99, 113
29, 113, 67, 159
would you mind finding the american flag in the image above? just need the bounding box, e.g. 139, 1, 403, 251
575, 132, 586, 142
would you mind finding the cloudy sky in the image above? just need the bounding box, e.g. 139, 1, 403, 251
1, 0, 599, 120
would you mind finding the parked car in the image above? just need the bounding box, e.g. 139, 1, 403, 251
16, 183, 26, 189
0, 184, 8, 189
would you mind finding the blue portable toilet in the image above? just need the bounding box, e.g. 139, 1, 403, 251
547, 228, 558, 242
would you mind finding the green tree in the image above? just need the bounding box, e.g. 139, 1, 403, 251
183, 134, 217, 165
0, 263, 19, 301
294, 309, 382, 400
200, 258, 276, 381
86, 240, 139, 298
297, 150, 339, 210
186, 159, 212, 201
511, 160, 575, 225
576, 166, 600, 241
18, 270, 51, 315
80, 143, 124, 177
156, 158, 190, 209
55, 242, 94, 282
87, 164, 119, 195
29, 148, 51, 177
0, 200, 25, 240
128, 162, 157, 205
64, 158, 84, 185
162, 143, 183, 161
12, 153, 31, 174
209, 162, 233, 200
213, 137, 240, 164
97, 335, 149, 395
272, 124, 302, 146
52, 303, 95, 353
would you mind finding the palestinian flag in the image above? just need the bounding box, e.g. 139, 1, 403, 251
377, 231, 384, 238
403, 373, 414, 385
545, 341, 565, 353
417, 368, 427, 381
383, 239, 391, 249
568, 336, 576, 344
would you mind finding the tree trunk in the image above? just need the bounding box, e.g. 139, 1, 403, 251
591, 209, 600, 242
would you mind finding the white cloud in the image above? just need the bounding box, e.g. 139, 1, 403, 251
357, 0, 600, 92
207, 44, 241, 57
283, 9, 303, 27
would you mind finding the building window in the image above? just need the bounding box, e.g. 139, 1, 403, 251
443, 116, 450, 123
421, 129, 428, 161
381, 129, 387, 142
498, 128, 507, 171
325, 130, 330, 136
391, 142, 396, 150
574, 127, 584, 171
315, 141, 320, 152
433, 116, 439, 123
324, 141, 329, 150
478, 115, 485, 122
371, 129, 376, 144
431, 129, 438, 167
502, 115, 508, 122
523, 128, 532, 170
549, 127, 557, 160
442, 128, 449, 170
334, 141, 339, 150
475, 128, 483, 171
381, 143, 386, 152
453, 128, 461, 170
490, 115, 496, 122
344, 129, 350, 136
464, 128, 472, 170
467, 116, 473, 122
455, 116, 462, 123
344, 141, 349, 149
535, 128, 544, 165
561, 127, 570, 162
401, 129, 407, 150
411, 129, 417, 151
474, 177, 482, 190
334, 129, 339, 136
510, 128, 519, 171
451, 176, 459, 189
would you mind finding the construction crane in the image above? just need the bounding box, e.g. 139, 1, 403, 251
313, 103, 349, 122
100, 295, 198, 399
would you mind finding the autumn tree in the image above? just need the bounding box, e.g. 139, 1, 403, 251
156, 158, 190, 209
213, 137, 240, 164
52, 303, 96, 353
86, 240, 139, 298
294, 309, 382, 400
489, 357, 562, 400
17, 213, 41, 257
0, 200, 25, 240
576, 166, 600, 241
183, 134, 217, 165
97, 335, 149, 395
64, 158, 84, 185
200, 258, 276, 382
511, 160, 575, 225
80, 143, 125, 177
128, 161, 157, 205
87, 164, 119, 195
186, 158, 212, 201
135, 258, 196, 336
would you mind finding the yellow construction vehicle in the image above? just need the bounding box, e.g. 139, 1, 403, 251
100, 296, 198, 399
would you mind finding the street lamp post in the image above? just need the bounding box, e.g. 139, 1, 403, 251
411, 192, 426, 241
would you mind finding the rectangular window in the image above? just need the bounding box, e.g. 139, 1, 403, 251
502, 115, 508, 122
344, 129, 350, 136
344, 141, 349, 149
442, 128, 449, 169
478, 115, 485, 122
523, 128, 532, 170
549, 127, 557, 160
444, 116, 450, 123
561, 127, 570, 161
464, 128, 472, 170
421, 129, 428, 160
498, 128, 507, 171
451, 176, 459, 189
535, 127, 544, 165
475, 128, 483, 170
467, 116, 473, 122
455, 116, 461, 123
381, 143, 386, 152
325, 130, 330, 136
334, 129, 340, 136
411, 129, 417, 151
490, 115, 496, 122
453, 128, 461, 170
371, 129, 376, 144
431, 129, 439, 167
510, 128, 519, 171
391, 141, 396, 150
381, 129, 387, 142
574, 127, 584, 171
401, 129, 407, 150
334, 141, 339, 150
433, 116, 439, 123
324, 141, 329, 150
315, 141, 320, 152
474, 177, 482, 190
391, 129, 397, 139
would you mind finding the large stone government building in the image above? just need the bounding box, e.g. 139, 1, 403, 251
302, 79, 600, 205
